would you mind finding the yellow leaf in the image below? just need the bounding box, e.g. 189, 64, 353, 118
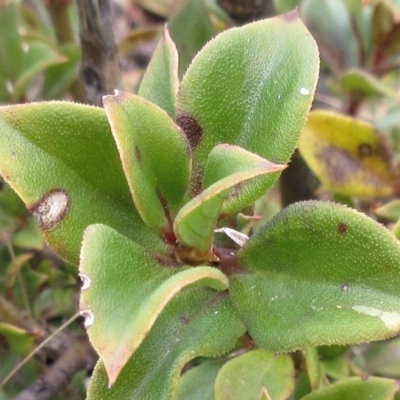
299, 110, 399, 197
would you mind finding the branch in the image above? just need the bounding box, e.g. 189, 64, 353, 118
76, 0, 120, 105
13, 336, 97, 400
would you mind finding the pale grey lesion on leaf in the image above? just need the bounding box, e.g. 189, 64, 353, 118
30, 189, 71, 231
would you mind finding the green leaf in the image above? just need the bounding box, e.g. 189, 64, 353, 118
169, 0, 215, 77
299, 110, 399, 197
230, 201, 400, 352
354, 337, 400, 378
173, 145, 285, 261
0, 323, 35, 355
341, 69, 400, 102
42, 43, 81, 100
103, 91, 191, 238
80, 223, 229, 385
0, 3, 24, 103
375, 200, 400, 221
134, 0, 186, 18
86, 287, 245, 399
175, 359, 226, 400
215, 350, 294, 400
12, 216, 44, 250
176, 11, 319, 210
304, 348, 325, 391
300, 377, 397, 400
0, 102, 165, 264
138, 27, 179, 118
13, 41, 67, 101
372, 1, 400, 60
300, 0, 359, 73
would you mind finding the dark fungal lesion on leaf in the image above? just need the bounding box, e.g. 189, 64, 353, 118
176, 114, 203, 150
134, 145, 142, 162
179, 315, 190, 324
337, 222, 348, 234
358, 143, 374, 158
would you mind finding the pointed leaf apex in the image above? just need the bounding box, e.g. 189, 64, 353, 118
279, 9, 299, 22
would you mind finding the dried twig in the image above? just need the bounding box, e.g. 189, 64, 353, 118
13, 336, 97, 400
76, 0, 120, 105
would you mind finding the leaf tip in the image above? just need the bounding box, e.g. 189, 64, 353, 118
279, 9, 299, 22
102, 89, 125, 105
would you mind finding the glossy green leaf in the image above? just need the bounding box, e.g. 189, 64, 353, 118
169, 0, 215, 77
230, 201, 400, 352
86, 287, 245, 399
175, 359, 226, 400
299, 110, 399, 197
80, 223, 229, 385
176, 11, 319, 211
301, 377, 397, 400
0, 102, 165, 264
138, 27, 179, 118
174, 145, 285, 260
103, 91, 191, 238
215, 350, 294, 400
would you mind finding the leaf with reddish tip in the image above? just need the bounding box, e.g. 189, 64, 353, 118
173, 145, 285, 259
86, 286, 244, 399
176, 10, 319, 209
215, 350, 294, 400
230, 201, 400, 352
299, 110, 399, 197
103, 91, 191, 238
80, 223, 229, 385
0, 102, 165, 264
138, 26, 179, 118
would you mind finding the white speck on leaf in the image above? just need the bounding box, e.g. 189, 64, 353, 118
352, 305, 400, 330
300, 87, 310, 96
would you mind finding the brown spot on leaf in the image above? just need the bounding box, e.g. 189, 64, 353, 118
30, 189, 70, 231
338, 222, 348, 233
135, 146, 141, 162
358, 143, 373, 158
180, 315, 190, 324
176, 114, 203, 149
